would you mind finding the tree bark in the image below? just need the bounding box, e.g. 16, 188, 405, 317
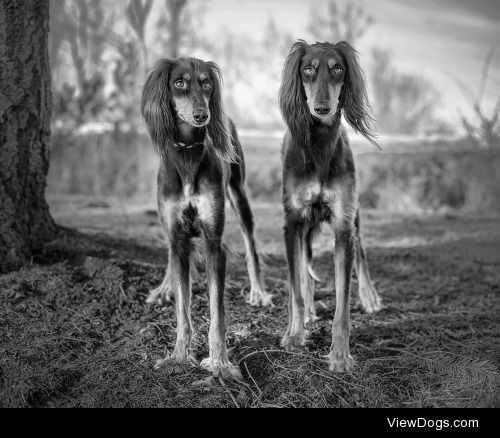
0, 0, 57, 273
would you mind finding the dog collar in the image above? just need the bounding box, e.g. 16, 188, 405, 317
172, 141, 205, 149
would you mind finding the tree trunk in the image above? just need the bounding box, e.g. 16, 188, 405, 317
166, 0, 187, 58
0, 0, 57, 273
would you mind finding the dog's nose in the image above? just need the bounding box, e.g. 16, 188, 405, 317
314, 105, 331, 116
193, 110, 209, 124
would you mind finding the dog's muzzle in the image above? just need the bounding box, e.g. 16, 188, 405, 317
193, 109, 209, 126
314, 103, 332, 117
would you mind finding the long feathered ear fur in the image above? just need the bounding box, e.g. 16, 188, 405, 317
140, 59, 176, 155
279, 40, 312, 147
206, 61, 236, 163
335, 41, 380, 148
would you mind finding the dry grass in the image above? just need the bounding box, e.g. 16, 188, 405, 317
0, 202, 499, 408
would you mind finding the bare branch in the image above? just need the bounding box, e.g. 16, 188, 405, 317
477, 47, 496, 108
309, 0, 374, 45
454, 47, 500, 147
126, 0, 154, 42
452, 74, 477, 104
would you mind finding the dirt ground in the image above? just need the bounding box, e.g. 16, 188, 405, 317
1, 195, 499, 408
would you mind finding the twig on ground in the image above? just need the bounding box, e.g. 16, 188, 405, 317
243, 361, 263, 400
218, 378, 240, 408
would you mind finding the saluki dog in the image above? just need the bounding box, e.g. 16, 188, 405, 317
141, 57, 271, 379
279, 40, 383, 372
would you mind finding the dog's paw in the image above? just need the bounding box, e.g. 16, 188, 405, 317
281, 330, 311, 351
200, 358, 243, 381
146, 285, 174, 306
246, 287, 274, 308
359, 283, 383, 314
154, 354, 199, 375
326, 351, 355, 373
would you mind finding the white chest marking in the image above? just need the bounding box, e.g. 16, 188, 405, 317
290, 178, 358, 224
163, 190, 214, 225
290, 180, 322, 210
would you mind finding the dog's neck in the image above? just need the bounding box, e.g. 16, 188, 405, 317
173, 121, 207, 147
310, 116, 341, 145
163, 120, 208, 195
295, 112, 343, 176
307, 109, 343, 158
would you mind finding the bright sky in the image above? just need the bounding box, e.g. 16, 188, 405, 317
197, 0, 500, 124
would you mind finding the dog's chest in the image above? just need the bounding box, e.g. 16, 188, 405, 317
289, 178, 356, 223
163, 184, 215, 227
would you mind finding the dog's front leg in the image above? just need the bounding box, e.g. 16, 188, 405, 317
154, 239, 198, 372
200, 238, 242, 380
201, 216, 243, 380
302, 229, 319, 327
281, 219, 309, 350
327, 224, 355, 372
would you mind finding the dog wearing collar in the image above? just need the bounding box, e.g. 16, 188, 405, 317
141, 57, 272, 379
279, 41, 383, 372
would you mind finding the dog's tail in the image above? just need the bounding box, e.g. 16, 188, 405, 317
222, 241, 245, 261
308, 264, 323, 283
190, 241, 245, 274
305, 225, 324, 283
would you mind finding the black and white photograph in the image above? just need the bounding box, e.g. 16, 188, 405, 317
0, 0, 499, 412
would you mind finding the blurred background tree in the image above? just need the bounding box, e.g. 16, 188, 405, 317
50, 0, 132, 130
154, 0, 212, 59
369, 48, 450, 135
457, 48, 500, 148
307, 0, 374, 45
126, 0, 154, 71
306, 0, 448, 136
254, 18, 296, 128
48, 0, 453, 136
44, 0, 500, 214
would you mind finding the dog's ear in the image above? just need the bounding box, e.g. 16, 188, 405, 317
279, 40, 312, 147
205, 62, 236, 163
141, 59, 176, 155
335, 42, 380, 148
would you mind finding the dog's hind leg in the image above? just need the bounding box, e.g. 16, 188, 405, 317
354, 212, 382, 314
228, 170, 273, 307
147, 198, 174, 305
147, 259, 173, 305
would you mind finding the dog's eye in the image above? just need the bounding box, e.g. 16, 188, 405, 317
174, 80, 186, 89
304, 67, 314, 76
333, 66, 343, 76
202, 81, 212, 90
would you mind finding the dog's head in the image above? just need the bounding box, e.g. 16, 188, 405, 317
141, 57, 235, 162
279, 40, 379, 147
